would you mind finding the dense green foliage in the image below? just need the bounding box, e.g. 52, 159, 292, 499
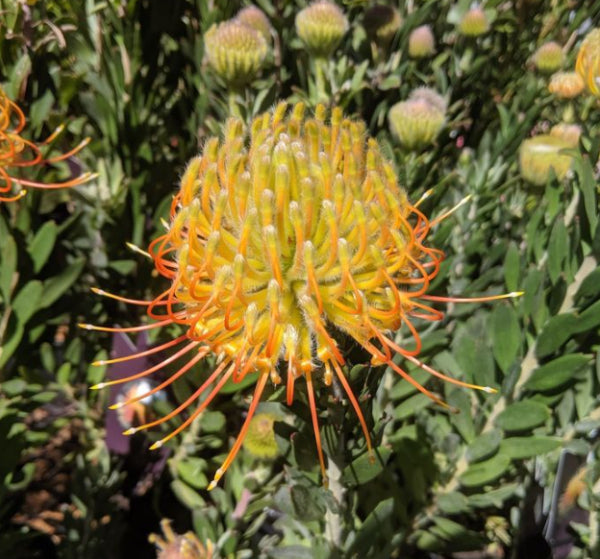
1, 1, 600, 557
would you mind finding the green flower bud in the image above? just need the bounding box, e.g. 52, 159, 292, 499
204, 20, 268, 87
533, 41, 564, 73
243, 413, 279, 460
409, 87, 447, 113
519, 134, 574, 186
389, 97, 445, 150
236, 6, 272, 43
296, 0, 348, 58
458, 7, 490, 37
408, 25, 435, 58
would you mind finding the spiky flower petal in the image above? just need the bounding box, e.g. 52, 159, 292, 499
149, 519, 213, 559
409, 25, 435, 59
204, 20, 268, 87
87, 103, 511, 489
0, 87, 95, 202
296, 1, 348, 58
576, 28, 600, 97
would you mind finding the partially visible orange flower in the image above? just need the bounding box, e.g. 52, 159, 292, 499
548, 71, 584, 99
576, 28, 600, 97
0, 87, 95, 203
149, 519, 213, 559
83, 103, 518, 489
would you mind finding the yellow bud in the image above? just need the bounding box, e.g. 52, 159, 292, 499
408, 25, 435, 58
519, 134, 575, 186
296, 0, 348, 58
458, 7, 490, 37
533, 41, 564, 73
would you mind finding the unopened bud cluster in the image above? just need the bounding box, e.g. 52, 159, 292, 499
296, 0, 348, 57
204, 6, 272, 87
388, 88, 447, 150
519, 134, 574, 186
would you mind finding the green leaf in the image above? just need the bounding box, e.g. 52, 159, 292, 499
347, 498, 394, 556
503, 242, 520, 293
341, 446, 393, 486
0, 233, 17, 301
394, 392, 432, 420
466, 430, 502, 462
460, 454, 511, 487
536, 313, 579, 358
28, 221, 57, 274
12, 281, 43, 324
170, 480, 205, 509
525, 354, 590, 391
574, 154, 598, 233
176, 458, 208, 489
499, 436, 562, 460
467, 483, 519, 508
547, 219, 568, 284
437, 492, 470, 514
496, 401, 549, 432
491, 304, 520, 373
41, 257, 85, 309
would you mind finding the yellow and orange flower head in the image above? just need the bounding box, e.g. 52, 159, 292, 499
548, 71, 584, 99
0, 87, 95, 202
576, 28, 600, 97
84, 103, 518, 489
149, 519, 213, 559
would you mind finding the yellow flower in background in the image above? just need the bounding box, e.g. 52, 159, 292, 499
548, 71, 584, 99
296, 0, 348, 58
576, 28, 600, 96
519, 134, 575, 186
0, 87, 95, 203
84, 103, 518, 489
243, 413, 279, 460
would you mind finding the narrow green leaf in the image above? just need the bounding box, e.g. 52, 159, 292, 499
496, 401, 549, 431
491, 304, 521, 373
536, 313, 578, 358
547, 219, 568, 284
341, 446, 393, 486
503, 242, 520, 293
0, 234, 17, 301
460, 454, 511, 487
11, 281, 43, 324
574, 154, 598, 233
525, 354, 590, 391
466, 430, 502, 462
170, 480, 205, 509
40, 258, 85, 309
499, 436, 562, 459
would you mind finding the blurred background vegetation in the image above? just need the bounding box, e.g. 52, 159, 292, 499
1, 0, 600, 557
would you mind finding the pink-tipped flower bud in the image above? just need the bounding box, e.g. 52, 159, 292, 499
408, 25, 435, 58
550, 123, 581, 148
236, 6, 272, 42
204, 20, 268, 87
389, 95, 445, 150
458, 7, 490, 37
296, 0, 348, 58
533, 41, 564, 73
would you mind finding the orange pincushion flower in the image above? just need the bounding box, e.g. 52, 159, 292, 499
0, 87, 95, 202
84, 103, 517, 489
